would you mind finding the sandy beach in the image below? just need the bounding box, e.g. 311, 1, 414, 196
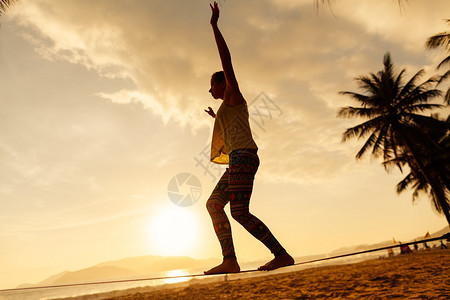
64, 248, 449, 300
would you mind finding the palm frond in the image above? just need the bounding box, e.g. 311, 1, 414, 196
426, 32, 450, 51
338, 92, 370, 107
372, 124, 389, 159
437, 68, 450, 85
393, 69, 406, 95
355, 75, 382, 99
396, 69, 425, 101
396, 173, 415, 194
436, 55, 450, 70
0, 0, 17, 15
337, 106, 379, 119
412, 181, 431, 204
411, 113, 450, 127
404, 103, 443, 114
382, 53, 396, 79
445, 88, 450, 105
396, 166, 434, 205
398, 79, 441, 109
355, 130, 379, 159
436, 69, 450, 104
383, 152, 408, 172
341, 116, 382, 143
389, 129, 405, 171
406, 90, 442, 109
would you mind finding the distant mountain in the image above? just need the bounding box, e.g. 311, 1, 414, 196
95, 255, 167, 271
18, 255, 219, 288
97, 255, 200, 273
53, 266, 137, 285
16, 271, 69, 289
330, 226, 449, 256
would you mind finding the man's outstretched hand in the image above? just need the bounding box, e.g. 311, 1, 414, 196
210, 1, 219, 26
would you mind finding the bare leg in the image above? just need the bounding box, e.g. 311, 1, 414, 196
204, 258, 240, 275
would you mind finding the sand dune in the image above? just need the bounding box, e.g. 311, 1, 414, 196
64, 248, 449, 299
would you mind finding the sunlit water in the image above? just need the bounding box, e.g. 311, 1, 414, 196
163, 269, 190, 284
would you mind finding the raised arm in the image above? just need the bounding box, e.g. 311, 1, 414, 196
210, 2, 243, 105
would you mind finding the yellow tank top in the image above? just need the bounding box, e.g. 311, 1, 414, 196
210, 101, 258, 164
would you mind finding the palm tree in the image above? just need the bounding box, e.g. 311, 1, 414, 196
392, 115, 450, 221
426, 19, 450, 104
338, 52, 450, 225
0, 0, 17, 16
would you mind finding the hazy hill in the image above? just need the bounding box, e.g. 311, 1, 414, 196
16, 271, 69, 289
330, 226, 449, 256
96, 255, 200, 273
53, 266, 137, 285
19, 255, 218, 288
95, 255, 167, 271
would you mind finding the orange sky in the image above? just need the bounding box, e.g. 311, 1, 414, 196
0, 0, 449, 289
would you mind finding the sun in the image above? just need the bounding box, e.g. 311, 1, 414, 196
149, 206, 199, 257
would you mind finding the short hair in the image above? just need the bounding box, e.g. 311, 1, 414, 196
211, 71, 225, 83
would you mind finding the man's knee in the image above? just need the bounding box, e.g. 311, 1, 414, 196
230, 210, 241, 223
206, 198, 223, 214
230, 207, 249, 224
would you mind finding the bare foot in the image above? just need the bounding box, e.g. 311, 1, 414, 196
204, 259, 241, 275
258, 252, 294, 271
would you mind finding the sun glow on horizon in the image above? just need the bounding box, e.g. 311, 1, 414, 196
163, 269, 190, 284
148, 206, 199, 257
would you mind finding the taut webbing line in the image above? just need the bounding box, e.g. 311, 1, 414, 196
290, 232, 449, 267
1, 233, 448, 293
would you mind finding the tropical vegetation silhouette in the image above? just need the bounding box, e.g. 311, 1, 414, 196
314, 0, 408, 12
0, 0, 16, 16
393, 115, 450, 220
426, 19, 450, 104
338, 52, 450, 225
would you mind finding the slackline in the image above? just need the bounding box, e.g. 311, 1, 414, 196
1, 232, 448, 293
